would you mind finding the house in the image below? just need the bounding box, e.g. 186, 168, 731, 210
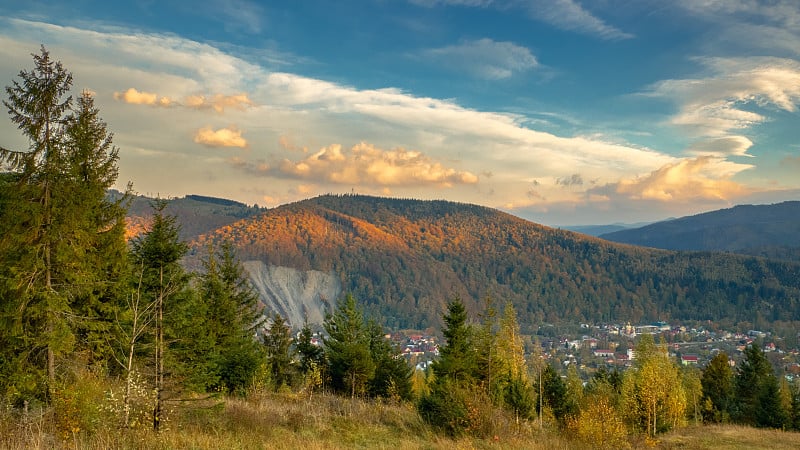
681, 355, 699, 366
593, 349, 615, 358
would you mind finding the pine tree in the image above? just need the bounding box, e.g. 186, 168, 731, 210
701, 352, 733, 423
62, 90, 129, 367
431, 298, 475, 383
755, 373, 788, 429
296, 320, 324, 375
198, 241, 263, 394
366, 319, 412, 400
1, 47, 126, 402
130, 200, 190, 431
732, 344, 772, 425
263, 313, 294, 391
323, 294, 374, 398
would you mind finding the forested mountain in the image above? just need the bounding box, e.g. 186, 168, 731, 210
189, 194, 800, 332
122, 191, 263, 241
600, 201, 800, 261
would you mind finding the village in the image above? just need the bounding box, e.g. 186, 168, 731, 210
376, 321, 800, 383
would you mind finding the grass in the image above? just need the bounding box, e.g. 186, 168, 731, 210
0, 392, 797, 449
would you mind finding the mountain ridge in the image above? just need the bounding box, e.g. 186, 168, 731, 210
600, 201, 800, 261
184, 194, 800, 332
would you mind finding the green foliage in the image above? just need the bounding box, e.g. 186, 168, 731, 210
755, 374, 788, 429
198, 241, 264, 394
732, 344, 773, 425
0, 47, 127, 403
701, 352, 733, 423
263, 313, 295, 391
296, 321, 324, 375
366, 320, 413, 401
431, 298, 476, 383
324, 294, 375, 397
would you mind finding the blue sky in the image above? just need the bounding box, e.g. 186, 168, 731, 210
1, 1, 799, 225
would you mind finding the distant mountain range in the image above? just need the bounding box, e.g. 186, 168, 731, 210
600, 201, 800, 262
151, 194, 800, 333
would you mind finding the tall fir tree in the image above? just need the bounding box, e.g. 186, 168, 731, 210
198, 241, 263, 394
323, 294, 375, 398
1, 47, 127, 402
701, 352, 733, 423
130, 200, 190, 431
732, 344, 773, 425
263, 313, 294, 391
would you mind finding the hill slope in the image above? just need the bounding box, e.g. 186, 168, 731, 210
191, 195, 800, 331
600, 201, 800, 261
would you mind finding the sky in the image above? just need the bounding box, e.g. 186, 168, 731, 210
1, 1, 799, 226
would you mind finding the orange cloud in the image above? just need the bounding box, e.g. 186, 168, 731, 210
184, 93, 254, 112
277, 142, 478, 187
194, 126, 248, 148
613, 156, 751, 202
113, 88, 172, 106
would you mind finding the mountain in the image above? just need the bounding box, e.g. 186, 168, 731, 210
121, 191, 264, 241
600, 201, 800, 261
188, 194, 800, 332
561, 222, 656, 237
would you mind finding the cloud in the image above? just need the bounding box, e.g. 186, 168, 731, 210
686, 136, 754, 157
236, 142, 479, 187
117, 88, 253, 113
194, 126, 248, 148
420, 38, 538, 79
649, 57, 800, 138
556, 173, 584, 187
593, 156, 752, 202
409, 0, 631, 40
183, 93, 254, 112
526, 0, 634, 40
113, 88, 173, 106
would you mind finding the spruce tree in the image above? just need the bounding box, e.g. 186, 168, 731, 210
1, 47, 127, 402
198, 241, 263, 394
130, 200, 190, 431
732, 344, 772, 425
366, 319, 412, 400
701, 352, 733, 423
263, 313, 294, 390
323, 294, 375, 398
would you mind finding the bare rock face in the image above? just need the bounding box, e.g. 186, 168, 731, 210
242, 261, 340, 328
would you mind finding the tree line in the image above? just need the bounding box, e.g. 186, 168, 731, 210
421, 297, 800, 445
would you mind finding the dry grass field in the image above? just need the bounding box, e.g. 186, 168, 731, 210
1, 392, 797, 449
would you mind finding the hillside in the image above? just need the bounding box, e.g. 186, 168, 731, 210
600, 201, 800, 261
121, 191, 264, 241
190, 194, 800, 331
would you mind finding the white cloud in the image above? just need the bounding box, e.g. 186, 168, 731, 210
194, 126, 248, 148
409, 0, 631, 40
420, 38, 538, 79
648, 57, 800, 150
526, 0, 634, 40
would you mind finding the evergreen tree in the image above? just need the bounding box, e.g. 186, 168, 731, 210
539, 363, 571, 423
1, 47, 126, 402
263, 313, 294, 391
701, 352, 733, 423
366, 319, 412, 400
323, 294, 374, 398
755, 373, 788, 429
62, 90, 130, 367
130, 200, 190, 431
732, 344, 772, 425
431, 298, 475, 383
198, 241, 263, 394
296, 320, 324, 375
